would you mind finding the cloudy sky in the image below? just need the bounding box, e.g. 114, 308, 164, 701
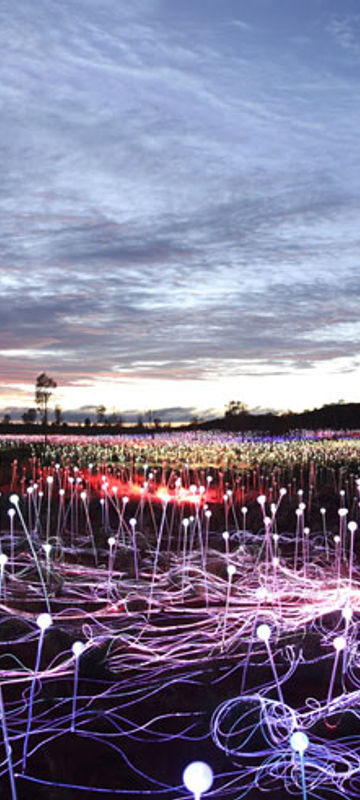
1, 0, 360, 420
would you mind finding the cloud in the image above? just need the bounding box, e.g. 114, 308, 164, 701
1, 0, 360, 412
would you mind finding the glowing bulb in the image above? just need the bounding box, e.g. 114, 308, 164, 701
227, 564, 236, 577
42, 543, 51, 556
182, 761, 214, 799
72, 641, 85, 658
257, 495, 266, 506
0, 553, 8, 567
333, 635, 346, 652
257, 623, 271, 642
222, 531, 229, 541
37, 613, 52, 631
9, 494, 19, 506
348, 521, 358, 533
108, 537, 116, 547
290, 730, 309, 754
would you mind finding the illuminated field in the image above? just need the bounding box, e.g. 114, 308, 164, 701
0, 432, 360, 799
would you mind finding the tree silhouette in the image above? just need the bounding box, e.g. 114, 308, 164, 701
54, 405, 63, 426
35, 373, 57, 443
22, 408, 37, 424
96, 405, 106, 424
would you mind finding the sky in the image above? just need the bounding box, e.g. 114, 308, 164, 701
1, 0, 360, 421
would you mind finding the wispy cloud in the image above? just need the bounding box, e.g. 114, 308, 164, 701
1, 0, 360, 413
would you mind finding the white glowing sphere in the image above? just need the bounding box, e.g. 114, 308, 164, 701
182, 518, 189, 528
37, 613, 52, 631
59, 489, 65, 496
108, 537, 116, 548
348, 521, 358, 533
189, 515, 195, 523
27, 486, 33, 494
199, 485, 205, 494
333, 635, 346, 652
304, 527, 310, 535
298, 502, 306, 511
272, 557, 280, 567
129, 518, 137, 528
295, 508, 302, 517
0, 553, 8, 567
222, 531, 229, 540
47, 476, 54, 484
9, 494, 19, 506
72, 641, 85, 658
264, 516, 271, 527
80, 491, 87, 501
7, 509, 15, 518
257, 623, 271, 642
290, 730, 309, 754
320, 507, 326, 515
297, 489, 303, 496
273, 533, 279, 543
190, 485, 197, 494
223, 494, 228, 503
257, 495, 266, 506
241, 506, 248, 514
205, 510, 212, 518
42, 543, 51, 556
340, 489, 345, 496
182, 761, 214, 797
280, 488, 287, 496
123, 496, 129, 505
334, 535, 340, 544
227, 564, 236, 577
112, 486, 118, 494
338, 508, 348, 517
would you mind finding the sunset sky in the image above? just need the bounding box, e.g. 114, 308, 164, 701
1, 0, 360, 421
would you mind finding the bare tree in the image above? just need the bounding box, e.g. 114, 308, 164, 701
35, 373, 57, 443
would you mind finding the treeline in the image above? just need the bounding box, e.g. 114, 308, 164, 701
0, 401, 360, 435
